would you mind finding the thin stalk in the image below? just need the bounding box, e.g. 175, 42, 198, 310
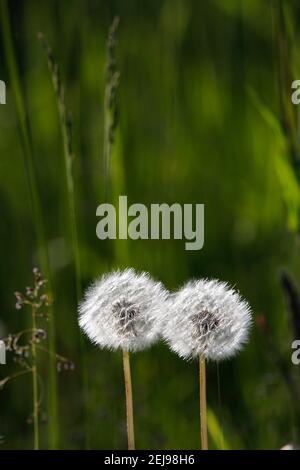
38, 33, 91, 448
122, 350, 135, 450
31, 305, 39, 450
6, 368, 33, 383
104, 17, 134, 450
103, 17, 129, 266
103, 16, 120, 201
0, 1, 58, 449
38, 33, 82, 300
199, 356, 208, 450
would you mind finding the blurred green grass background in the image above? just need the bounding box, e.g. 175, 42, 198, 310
1, 0, 300, 450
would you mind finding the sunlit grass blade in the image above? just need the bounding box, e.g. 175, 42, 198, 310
207, 408, 230, 450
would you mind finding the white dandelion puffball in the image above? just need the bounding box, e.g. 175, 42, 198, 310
162, 279, 252, 361
78, 268, 168, 352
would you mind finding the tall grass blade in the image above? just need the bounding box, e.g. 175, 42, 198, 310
38, 33, 91, 448
0, 0, 58, 449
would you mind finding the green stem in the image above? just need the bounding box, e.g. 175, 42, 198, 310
38, 34, 91, 448
103, 16, 120, 201
32, 306, 39, 450
7, 368, 33, 382
38, 33, 82, 300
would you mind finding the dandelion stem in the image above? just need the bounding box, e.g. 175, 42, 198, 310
32, 305, 39, 450
199, 356, 208, 450
122, 349, 135, 450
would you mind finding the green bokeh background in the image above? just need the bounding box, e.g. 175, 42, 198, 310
1, 0, 300, 450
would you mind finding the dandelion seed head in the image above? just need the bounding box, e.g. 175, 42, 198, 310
161, 279, 252, 361
78, 268, 168, 352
